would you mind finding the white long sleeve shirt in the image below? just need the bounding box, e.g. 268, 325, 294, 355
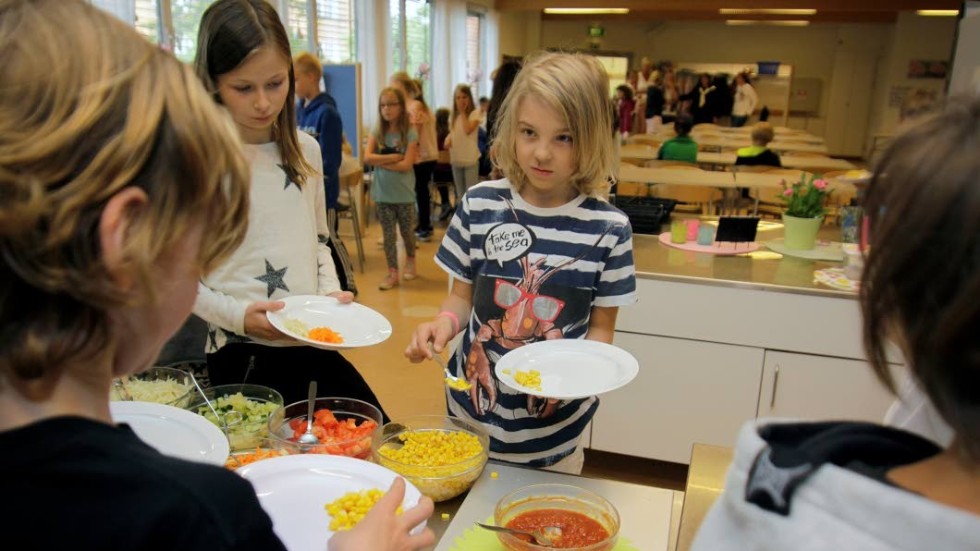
732, 82, 759, 117
194, 132, 340, 352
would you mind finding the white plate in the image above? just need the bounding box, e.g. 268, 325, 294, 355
110, 401, 229, 466
267, 295, 392, 350
237, 454, 424, 551
494, 339, 639, 399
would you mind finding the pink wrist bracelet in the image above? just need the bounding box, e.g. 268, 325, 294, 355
437, 311, 460, 335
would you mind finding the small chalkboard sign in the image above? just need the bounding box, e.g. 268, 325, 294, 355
715, 216, 760, 247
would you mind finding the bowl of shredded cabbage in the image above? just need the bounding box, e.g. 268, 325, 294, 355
110, 366, 193, 408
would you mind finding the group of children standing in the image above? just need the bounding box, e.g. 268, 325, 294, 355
7, 0, 976, 549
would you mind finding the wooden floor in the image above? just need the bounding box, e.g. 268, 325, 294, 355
335, 212, 688, 490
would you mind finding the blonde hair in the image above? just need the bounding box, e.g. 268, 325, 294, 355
195, 0, 315, 186
751, 122, 775, 145
294, 51, 322, 78
493, 52, 614, 195
390, 71, 429, 114
375, 87, 410, 148
0, 0, 250, 380
451, 83, 476, 123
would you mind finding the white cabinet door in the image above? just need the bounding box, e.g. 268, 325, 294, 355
591, 332, 764, 464
757, 351, 894, 422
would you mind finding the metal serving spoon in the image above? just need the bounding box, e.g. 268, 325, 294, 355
297, 381, 320, 445
476, 522, 563, 547
189, 372, 242, 430
430, 342, 471, 391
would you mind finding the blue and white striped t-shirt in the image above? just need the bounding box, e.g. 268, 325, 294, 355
434, 178, 637, 467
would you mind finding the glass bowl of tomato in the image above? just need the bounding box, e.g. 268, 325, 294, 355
372, 415, 489, 502
493, 484, 620, 550
267, 397, 382, 460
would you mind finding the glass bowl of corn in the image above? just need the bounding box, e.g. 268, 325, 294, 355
372, 415, 489, 502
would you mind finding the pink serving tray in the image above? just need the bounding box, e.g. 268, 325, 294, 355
658, 232, 760, 255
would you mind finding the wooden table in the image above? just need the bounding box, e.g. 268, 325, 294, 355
695, 152, 855, 172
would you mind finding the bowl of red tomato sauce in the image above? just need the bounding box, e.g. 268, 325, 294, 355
266, 397, 381, 459
493, 484, 619, 550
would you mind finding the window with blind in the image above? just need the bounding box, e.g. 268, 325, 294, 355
466, 12, 482, 96
91, 0, 160, 43
316, 0, 354, 63
170, 0, 215, 61
286, 0, 313, 56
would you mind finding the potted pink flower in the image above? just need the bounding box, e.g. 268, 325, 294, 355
779, 173, 831, 250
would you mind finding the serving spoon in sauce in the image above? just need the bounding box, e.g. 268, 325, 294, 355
475, 522, 562, 547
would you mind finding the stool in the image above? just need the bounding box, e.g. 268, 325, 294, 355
338, 170, 365, 272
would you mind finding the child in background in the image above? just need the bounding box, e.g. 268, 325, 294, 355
445, 84, 482, 200
692, 95, 980, 551
614, 84, 635, 136
0, 1, 431, 549
294, 51, 357, 294
735, 122, 782, 168
390, 72, 438, 242
730, 72, 758, 128
405, 52, 637, 474
657, 114, 698, 163
479, 96, 490, 130
193, 0, 387, 418
363, 87, 419, 290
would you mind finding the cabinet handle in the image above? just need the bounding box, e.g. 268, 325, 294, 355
770, 365, 780, 410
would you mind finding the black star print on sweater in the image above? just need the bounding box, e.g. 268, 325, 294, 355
255, 259, 289, 297
278, 163, 301, 191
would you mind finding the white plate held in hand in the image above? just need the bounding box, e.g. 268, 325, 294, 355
494, 339, 639, 400
267, 295, 392, 350
110, 401, 229, 466
237, 454, 425, 551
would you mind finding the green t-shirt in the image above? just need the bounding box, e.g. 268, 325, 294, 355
658, 135, 698, 163
372, 128, 418, 204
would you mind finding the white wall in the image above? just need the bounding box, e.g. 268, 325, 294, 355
867, 12, 958, 139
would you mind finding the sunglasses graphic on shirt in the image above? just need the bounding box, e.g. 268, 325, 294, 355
493, 279, 565, 323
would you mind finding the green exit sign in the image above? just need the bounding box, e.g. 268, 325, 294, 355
588, 24, 604, 38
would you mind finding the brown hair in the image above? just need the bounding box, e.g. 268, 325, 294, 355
195, 0, 315, 185
0, 0, 250, 380
862, 95, 980, 461
492, 52, 615, 196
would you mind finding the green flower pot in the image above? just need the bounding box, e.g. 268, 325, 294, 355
782, 214, 823, 250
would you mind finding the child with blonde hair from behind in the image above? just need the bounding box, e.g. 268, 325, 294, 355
405, 52, 637, 474
0, 2, 432, 549
364, 86, 419, 289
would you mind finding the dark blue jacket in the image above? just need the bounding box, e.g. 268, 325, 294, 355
297, 93, 343, 208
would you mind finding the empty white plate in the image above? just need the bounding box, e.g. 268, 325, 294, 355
110, 401, 229, 466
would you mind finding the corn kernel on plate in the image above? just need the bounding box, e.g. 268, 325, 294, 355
494, 339, 639, 399
236, 454, 424, 550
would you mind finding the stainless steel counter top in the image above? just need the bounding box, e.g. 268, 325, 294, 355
631, 223, 855, 299
426, 462, 679, 550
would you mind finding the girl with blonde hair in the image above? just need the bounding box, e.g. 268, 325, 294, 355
406, 52, 636, 474
390, 71, 442, 240
364, 86, 420, 290
446, 83, 483, 198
